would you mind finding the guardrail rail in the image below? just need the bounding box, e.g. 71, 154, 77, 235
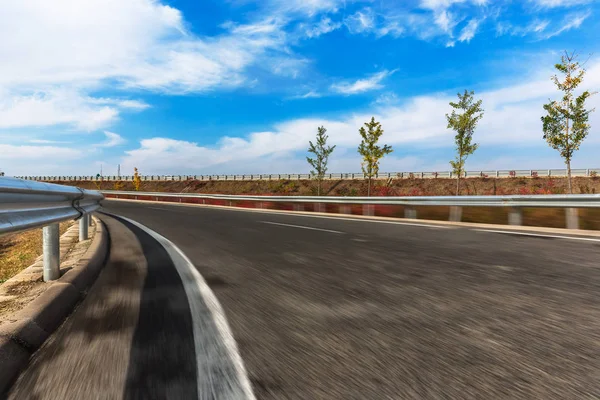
0, 177, 104, 281
102, 190, 600, 230
14, 167, 600, 182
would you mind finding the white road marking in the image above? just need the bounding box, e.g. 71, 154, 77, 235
107, 198, 452, 229
118, 216, 256, 400
474, 229, 600, 242
307, 215, 452, 229
261, 220, 344, 234
148, 201, 449, 229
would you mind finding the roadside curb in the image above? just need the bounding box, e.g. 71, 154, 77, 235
0, 216, 109, 394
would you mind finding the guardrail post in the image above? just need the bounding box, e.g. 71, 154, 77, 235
566, 208, 579, 230
449, 206, 462, 222
362, 204, 374, 216
79, 214, 89, 241
43, 224, 60, 281
404, 207, 417, 219
508, 208, 522, 226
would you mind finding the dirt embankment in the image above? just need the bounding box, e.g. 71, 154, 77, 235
55, 176, 600, 230
52, 176, 600, 196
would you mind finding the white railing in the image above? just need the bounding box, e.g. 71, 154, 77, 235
0, 177, 103, 281
13, 168, 600, 182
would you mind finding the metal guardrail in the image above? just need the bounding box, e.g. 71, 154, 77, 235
14, 168, 600, 182
0, 177, 104, 281
102, 190, 600, 230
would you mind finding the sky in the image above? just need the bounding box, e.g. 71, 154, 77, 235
1, 0, 599, 176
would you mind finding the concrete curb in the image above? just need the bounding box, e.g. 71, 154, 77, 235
0, 216, 109, 394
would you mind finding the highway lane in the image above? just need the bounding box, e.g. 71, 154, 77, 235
104, 200, 600, 399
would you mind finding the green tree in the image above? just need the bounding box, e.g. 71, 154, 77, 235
307, 126, 336, 196
446, 90, 484, 195
542, 51, 596, 194
358, 117, 393, 197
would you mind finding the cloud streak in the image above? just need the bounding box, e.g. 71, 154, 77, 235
118, 60, 600, 175
331, 70, 395, 95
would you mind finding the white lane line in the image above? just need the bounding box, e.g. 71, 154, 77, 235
118, 216, 256, 400
315, 216, 452, 229
261, 220, 344, 234
474, 229, 600, 242
107, 199, 452, 229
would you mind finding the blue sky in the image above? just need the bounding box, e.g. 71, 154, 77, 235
1, 0, 599, 176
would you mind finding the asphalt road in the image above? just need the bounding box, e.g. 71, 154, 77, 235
10, 200, 600, 399
95, 200, 600, 399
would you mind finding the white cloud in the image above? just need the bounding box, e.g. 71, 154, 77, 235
118, 59, 600, 174
331, 70, 395, 94
28, 139, 71, 144
88, 98, 151, 110
497, 19, 551, 36
458, 18, 482, 42
532, 0, 594, 8
0, 0, 185, 89
420, 0, 489, 11
99, 131, 126, 148
377, 20, 406, 38
531, 20, 552, 33
261, 0, 347, 16
270, 57, 311, 78
543, 11, 591, 38
0, 144, 85, 176
375, 92, 400, 105
0, 0, 300, 132
361, 1, 490, 43
0, 89, 120, 131
434, 10, 459, 33
0, 144, 81, 161
305, 17, 342, 38
344, 8, 376, 34
292, 91, 323, 99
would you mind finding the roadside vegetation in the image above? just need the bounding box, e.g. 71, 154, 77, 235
300, 50, 595, 196
307, 126, 335, 196
0, 223, 70, 283
542, 51, 596, 194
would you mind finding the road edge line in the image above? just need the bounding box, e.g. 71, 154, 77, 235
117, 216, 256, 400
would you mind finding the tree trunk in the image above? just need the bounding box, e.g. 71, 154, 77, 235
456, 174, 460, 196
567, 159, 573, 194
317, 180, 321, 196
367, 176, 371, 197
566, 115, 572, 194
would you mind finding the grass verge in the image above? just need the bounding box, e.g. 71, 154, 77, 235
0, 222, 70, 283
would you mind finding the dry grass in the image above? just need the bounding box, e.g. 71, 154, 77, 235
59, 176, 600, 196
0, 222, 70, 283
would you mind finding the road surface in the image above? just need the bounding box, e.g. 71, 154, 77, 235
10, 200, 600, 399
